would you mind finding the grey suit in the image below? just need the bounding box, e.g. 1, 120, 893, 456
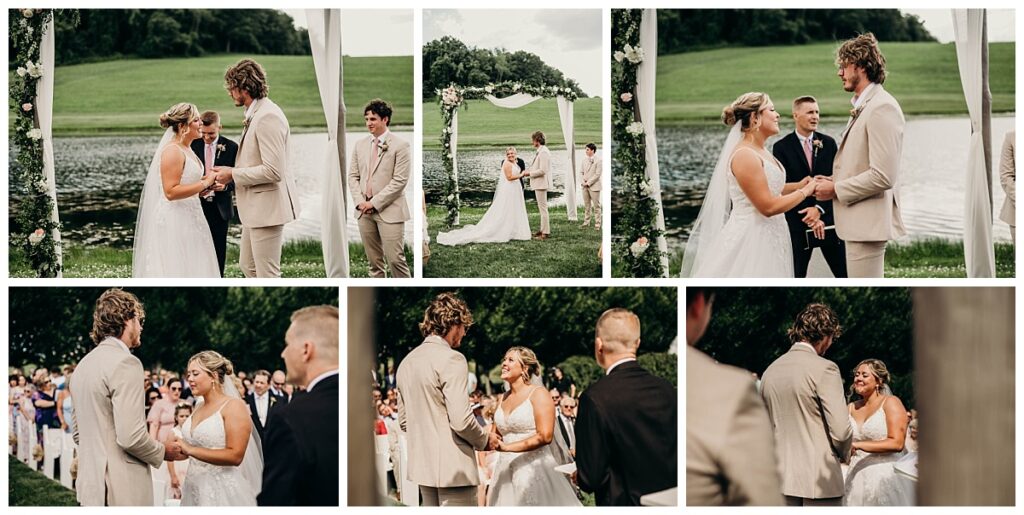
687, 346, 784, 506
760, 343, 852, 502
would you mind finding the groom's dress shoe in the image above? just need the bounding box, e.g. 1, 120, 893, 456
533, 230, 544, 237
535, 233, 550, 240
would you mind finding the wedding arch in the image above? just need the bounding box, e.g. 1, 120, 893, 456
438, 82, 580, 228
11, 8, 354, 277
611, 8, 998, 278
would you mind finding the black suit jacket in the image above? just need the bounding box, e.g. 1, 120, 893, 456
190, 136, 238, 221
772, 131, 838, 232
245, 391, 282, 439
499, 158, 528, 188
576, 361, 677, 506
257, 374, 339, 506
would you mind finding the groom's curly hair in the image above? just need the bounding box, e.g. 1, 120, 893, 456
90, 289, 145, 345
788, 303, 843, 345
836, 33, 887, 85
420, 292, 473, 337
224, 59, 269, 99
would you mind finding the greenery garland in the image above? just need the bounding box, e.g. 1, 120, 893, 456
611, 9, 666, 277
9, 9, 77, 277
437, 81, 578, 229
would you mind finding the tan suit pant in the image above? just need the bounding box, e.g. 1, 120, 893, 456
582, 187, 601, 226
419, 485, 477, 506
845, 240, 887, 278
785, 495, 843, 506
240, 224, 283, 278
358, 212, 410, 278
535, 189, 550, 234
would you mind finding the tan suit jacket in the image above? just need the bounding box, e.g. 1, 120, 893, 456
999, 130, 1015, 226
686, 346, 784, 506
71, 338, 165, 506
581, 155, 602, 192
760, 343, 852, 499
527, 145, 551, 190
234, 97, 300, 228
833, 84, 906, 242
397, 335, 489, 488
347, 132, 411, 224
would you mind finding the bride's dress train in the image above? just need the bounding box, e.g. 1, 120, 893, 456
843, 399, 915, 506
180, 402, 257, 506
487, 391, 581, 506
437, 166, 531, 246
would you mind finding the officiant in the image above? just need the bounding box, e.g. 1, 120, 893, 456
191, 110, 237, 276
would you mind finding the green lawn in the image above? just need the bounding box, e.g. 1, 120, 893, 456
632, 238, 1015, 278
655, 42, 1015, 124
425, 205, 602, 278
10, 239, 412, 278
422, 97, 603, 150
8, 455, 79, 506
15, 54, 413, 135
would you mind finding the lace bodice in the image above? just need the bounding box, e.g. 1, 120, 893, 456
727, 148, 786, 219
494, 394, 537, 443
852, 405, 889, 443
844, 398, 915, 505
179, 401, 257, 506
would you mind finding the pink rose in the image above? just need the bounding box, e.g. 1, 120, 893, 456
22, 103, 33, 112
620, 92, 633, 103
637, 236, 649, 246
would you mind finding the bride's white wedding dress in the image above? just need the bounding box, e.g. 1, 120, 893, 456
843, 399, 915, 506
437, 165, 531, 246
487, 388, 581, 506
132, 130, 220, 278
689, 148, 793, 277
180, 402, 257, 506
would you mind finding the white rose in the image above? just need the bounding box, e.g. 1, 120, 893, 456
28, 128, 42, 140
624, 44, 644, 64
16, 67, 27, 77
626, 122, 644, 136
629, 238, 650, 257
28, 229, 45, 245
613, 51, 625, 63
639, 180, 652, 196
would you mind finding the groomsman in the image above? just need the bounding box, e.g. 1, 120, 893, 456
245, 370, 279, 439
760, 303, 851, 506
772, 96, 847, 278
579, 143, 602, 229
348, 99, 411, 278
191, 111, 237, 276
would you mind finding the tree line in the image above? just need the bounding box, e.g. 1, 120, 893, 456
657, 9, 935, 54
422, 36, 586, 99
8, 287, 338, 374
10, 9, 311, 67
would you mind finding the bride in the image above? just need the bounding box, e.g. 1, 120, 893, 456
487, 347, 580, 506
132, 103, 222, 278
681, 92, 821, 277
437, 147, 531, 246
173, 351, 262, 506
844, 359, 914, 506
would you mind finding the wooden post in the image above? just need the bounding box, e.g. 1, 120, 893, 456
348, 288, 379, 505
914, 287, 1014, 505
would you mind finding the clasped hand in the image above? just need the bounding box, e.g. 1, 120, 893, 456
163, 435, 189, 461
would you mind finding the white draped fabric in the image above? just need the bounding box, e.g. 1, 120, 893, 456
306, 9, 349, 277
38, 18, 62, 275
637, 9, 670, 276
953, 9, 995, 277
451, 110, 461, 225
556, 96, 579, 220
484, 92, 541, 108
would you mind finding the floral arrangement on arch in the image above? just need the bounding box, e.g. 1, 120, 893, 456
436, 81, 579, 229
611, 9, 666, 278
9, 8, 77, 277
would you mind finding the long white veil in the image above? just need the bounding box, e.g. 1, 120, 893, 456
680, 123, 743, 277
222, 373, 264, 497
132, 128, 174, 277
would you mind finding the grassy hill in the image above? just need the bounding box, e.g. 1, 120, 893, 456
422, 96, 603, 150
655, 41, 1015, 124
18, 54, 412, 135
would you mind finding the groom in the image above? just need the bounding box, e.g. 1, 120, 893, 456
522, 130, 551, 240
214, 58, 300, 278
348, 98, 411, 278
760, 303, 851, 506
397, 292, 501, 506
813, 33, 905, 278
72, 289, 187, 506
576, 308, 677, 505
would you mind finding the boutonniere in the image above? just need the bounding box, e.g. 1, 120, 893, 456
243, 117, 252, 130
216, 143, 226, 159
269, 396, 277, 406
378, 137, 389, 154
812, 139, 823, 158
849, 106, 864, 121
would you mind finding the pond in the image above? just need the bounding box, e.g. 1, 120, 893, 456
8, 131, 414, 249
612, 116, 1015, 253
422, 148, 575, 208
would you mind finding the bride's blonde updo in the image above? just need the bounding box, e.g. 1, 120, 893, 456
722, 92, 770, 131
159, 102, 199, 133
188, 350, 237, 390
505, 346, 541, 384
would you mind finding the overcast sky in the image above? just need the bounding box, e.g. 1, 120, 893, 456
903, 9, 1015, 43
284, 9, 413, 56
424, 9, 603, 97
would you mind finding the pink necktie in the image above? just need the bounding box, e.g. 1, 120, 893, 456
803, 138, 813, 172
367, 137, 378, 197
205, 144, 214, 173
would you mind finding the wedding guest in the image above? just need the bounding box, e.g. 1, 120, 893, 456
271, 370, 289, 403
32, 375, 59, 443
246, 369, 278, 439
549, 366, 576, 398
56, 369, 75, 434
168, 404, 193, 500
148, 378, 182, 443
999, 130, 1015, 241
686, 288, 783, 506
145, 387, 161, 418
